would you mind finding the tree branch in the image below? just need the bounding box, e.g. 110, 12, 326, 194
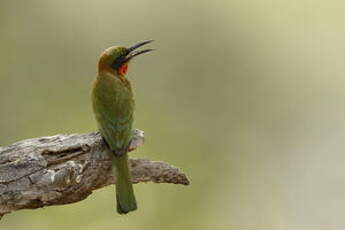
0, 129, 189, 217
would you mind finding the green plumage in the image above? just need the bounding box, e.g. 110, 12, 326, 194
92, 46, 137, 214
92, 42, 153, 214
93, 72, 134, 154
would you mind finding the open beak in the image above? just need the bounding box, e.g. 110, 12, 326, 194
111, 40, 154, 70
125, 40, 154, 62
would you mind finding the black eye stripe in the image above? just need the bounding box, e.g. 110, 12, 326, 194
111, 55, 127, 69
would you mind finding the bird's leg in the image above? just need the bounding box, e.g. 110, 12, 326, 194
128, 129, 145, 152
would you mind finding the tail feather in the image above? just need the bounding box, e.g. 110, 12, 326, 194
113, 152, 137, 214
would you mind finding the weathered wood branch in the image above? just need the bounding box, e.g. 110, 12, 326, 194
0, 129, 189, 217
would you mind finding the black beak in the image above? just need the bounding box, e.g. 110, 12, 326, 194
125, 40, 154, 62
112, 40, 154, 69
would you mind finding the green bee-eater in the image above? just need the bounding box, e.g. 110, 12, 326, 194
91, 40, 154, 214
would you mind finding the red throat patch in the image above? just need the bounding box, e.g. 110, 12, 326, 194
118, 63, 128, 76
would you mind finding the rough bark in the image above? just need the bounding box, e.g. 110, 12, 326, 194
0, 129, 189, 217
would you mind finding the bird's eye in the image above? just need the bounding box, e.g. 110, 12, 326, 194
111, 55, 127, 70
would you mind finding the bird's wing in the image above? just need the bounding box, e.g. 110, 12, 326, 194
97, 102, 134, 153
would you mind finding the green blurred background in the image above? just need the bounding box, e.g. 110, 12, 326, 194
1, 0, 345, 229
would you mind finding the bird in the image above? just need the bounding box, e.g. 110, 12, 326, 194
91, 40, 154, 214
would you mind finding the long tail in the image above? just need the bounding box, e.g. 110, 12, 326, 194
112, 152, 137, 214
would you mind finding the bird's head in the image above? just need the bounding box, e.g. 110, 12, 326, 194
98, 40, 154, 76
